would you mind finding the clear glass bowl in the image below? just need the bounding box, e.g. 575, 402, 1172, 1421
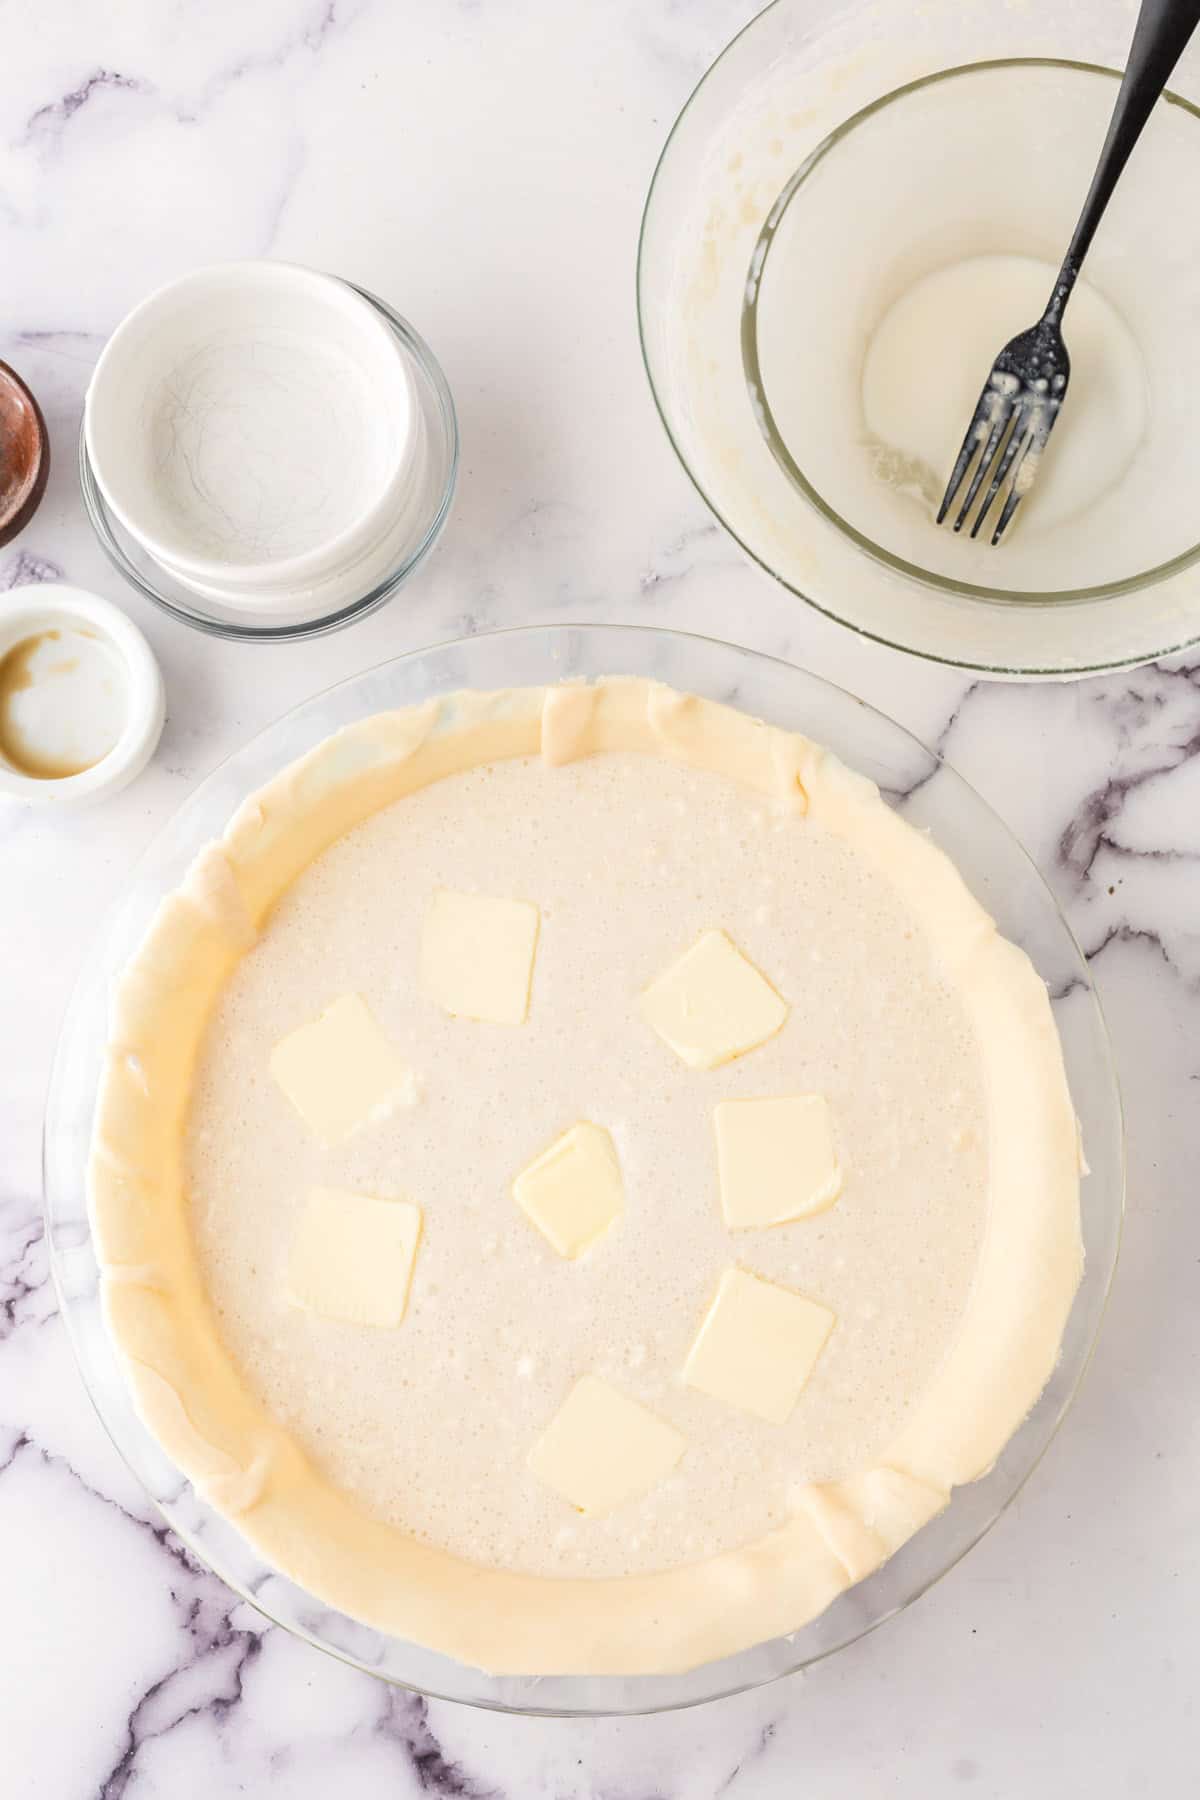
44, 624, 1124, 1715
638, 0, 1200, 675
79, 287, 458, 643
742, 59, 1200, 603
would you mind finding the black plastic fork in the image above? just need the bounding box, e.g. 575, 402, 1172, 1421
938, 0, 1200, 545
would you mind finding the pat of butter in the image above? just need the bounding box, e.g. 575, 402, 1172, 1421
714, 1095, 843, 1229
269, 993, 414, 1146
640, 929, 788, 1069
528, 1374, 686, 1515
513, 1121, 624, 1259
421, 888, 540, 1025
683, 1267, 835, 1424
287, 1187, 422, 1329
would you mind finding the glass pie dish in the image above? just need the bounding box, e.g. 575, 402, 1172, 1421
44, 624, 1123, 1713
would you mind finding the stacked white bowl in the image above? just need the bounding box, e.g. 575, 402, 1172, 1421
84, 262, 452, 628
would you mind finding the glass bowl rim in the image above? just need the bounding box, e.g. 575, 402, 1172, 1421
77, 284, 459, 644
42, 620, 1126, 1714
741, 56, 1200, 607
635, 1, 1200, 674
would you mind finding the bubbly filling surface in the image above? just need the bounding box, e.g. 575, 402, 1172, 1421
185, 750, 988, 1580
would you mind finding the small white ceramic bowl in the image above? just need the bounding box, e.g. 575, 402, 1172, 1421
147, 362, 421, 604
84, 263, 414, 590
80, 288, 459, 641
0, 585, 164, 806
146, 403, 431, 613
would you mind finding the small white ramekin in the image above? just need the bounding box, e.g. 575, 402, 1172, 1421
0, 585, 165, 806
84, 262, 415, 593
79, 288, 459, 641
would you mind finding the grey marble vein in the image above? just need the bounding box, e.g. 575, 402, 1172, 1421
1081, 919, 1182, 977
178, 0, 348, 120
98, 1607, 263, 1800
20, 70, 151, 151
0, 550, 63, 590
0, 1428, 200, 1578
0, 1216, 51, 1342
376, 1692, 505, 1798
640, 523, 726, 593
1058, 725, 1200, 884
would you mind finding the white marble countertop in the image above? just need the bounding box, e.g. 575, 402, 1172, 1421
1, 2, 1196, 1793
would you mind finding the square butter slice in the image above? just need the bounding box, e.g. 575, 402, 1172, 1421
513, 1121, 624, 1259
421, 888, 540, 1025
683, 1267, 835, 1424
528, 1374, 687, 1515
269, 993, 414, 1146
715, 1095, 843, 1229
287, 1187, 422, 1329
640, 929, 788, 1069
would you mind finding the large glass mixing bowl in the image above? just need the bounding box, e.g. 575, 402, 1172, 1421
45, 625, 1123, 1714
638, 0, 1200, 675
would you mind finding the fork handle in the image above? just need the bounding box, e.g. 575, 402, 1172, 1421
1046, 0, 1200, 324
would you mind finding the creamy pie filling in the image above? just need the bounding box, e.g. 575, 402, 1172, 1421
89, 681, 1082, 1675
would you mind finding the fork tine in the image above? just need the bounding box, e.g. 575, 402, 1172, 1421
952, 397, 1012, 533
970, 408, 1030, 540
989, 428, 1041, 545
936, 416, 986, 525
